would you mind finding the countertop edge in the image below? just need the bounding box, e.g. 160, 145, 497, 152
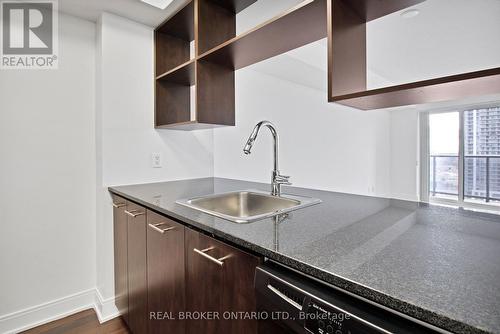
108, 186, 492, 334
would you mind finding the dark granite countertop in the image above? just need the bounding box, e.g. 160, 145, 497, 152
109, 177, 500, 334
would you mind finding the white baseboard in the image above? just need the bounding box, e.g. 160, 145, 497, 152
94, 289, 120, 323
391, 192, 419, 202
0, 288, 119, 334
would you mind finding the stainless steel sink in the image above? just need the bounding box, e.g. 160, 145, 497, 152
176, 190, 321, 223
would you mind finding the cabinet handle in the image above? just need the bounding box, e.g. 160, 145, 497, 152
112, 202, 126, 208
124, 209, 145, 218
193, 247, 231, 267
148, 223, 175, 234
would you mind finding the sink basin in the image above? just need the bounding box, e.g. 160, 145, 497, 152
176, 190, 321, 223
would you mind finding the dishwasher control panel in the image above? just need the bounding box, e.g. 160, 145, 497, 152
255, 263, 439, 334
304, 299, 382, 334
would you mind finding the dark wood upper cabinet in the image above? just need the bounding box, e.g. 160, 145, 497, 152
198, 0, 327, 70
155, 0, 500, 119
327, 0, 500, 110
112, 195, 129, 326
197, 0, 237, 55
154, 0, 328, 130
147, 210, 186, 334
126, 202, 148, 334
154, 0, 236, 130
155, 1, 194, 76
185, 228, 260, 334
155, 1, 195, 130
208, 0, 257, 14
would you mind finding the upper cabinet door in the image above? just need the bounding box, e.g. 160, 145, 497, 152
126, 202, 148, 334
112, 195, 128, 325
147, 210, 186, 334
327, 0, 500, 110
185, 229, 259, 334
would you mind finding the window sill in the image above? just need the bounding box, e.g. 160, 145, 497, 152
428, 197, 500, 215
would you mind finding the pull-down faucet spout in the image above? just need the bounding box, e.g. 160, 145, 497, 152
243, 121, 291, 196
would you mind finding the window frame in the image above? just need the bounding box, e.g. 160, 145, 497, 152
420, 102, 500, 213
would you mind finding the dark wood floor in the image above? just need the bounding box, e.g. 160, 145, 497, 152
22, 309, 130, 334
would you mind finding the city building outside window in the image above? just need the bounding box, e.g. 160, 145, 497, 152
420, 105, 500, 210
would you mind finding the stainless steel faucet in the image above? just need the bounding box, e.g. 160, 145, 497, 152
243, 121, 291, 196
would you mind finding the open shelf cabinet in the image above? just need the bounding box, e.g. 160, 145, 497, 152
154, 0, 328, 130
155, 1, 194, 76
198, 0, 327, 70
155, 0, 253, 130
326, 0, 500, 110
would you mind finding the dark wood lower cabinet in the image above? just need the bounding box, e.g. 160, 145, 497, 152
185, 229, 224, 333
126, 202, 148, 334
113, 198, 260, 334
147, 210, 186, 334
186, 228, 259, 334
112, 195, 129, 326
219, 239, 260, 334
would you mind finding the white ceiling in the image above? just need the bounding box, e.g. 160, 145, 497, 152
58, 0, 188, 26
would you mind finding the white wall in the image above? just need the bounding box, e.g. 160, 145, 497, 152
97, 12, 213, 187
94, 12, 214, 308
214, 68, 393, 197
389, 110, 420, 201
0, 13, 97, 331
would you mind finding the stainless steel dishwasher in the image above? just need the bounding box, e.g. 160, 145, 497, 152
255, 262, 445, 334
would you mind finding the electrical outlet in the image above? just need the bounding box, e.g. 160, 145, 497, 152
152, 153, 162, 168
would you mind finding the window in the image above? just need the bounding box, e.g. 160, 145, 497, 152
421, 105, 500, 209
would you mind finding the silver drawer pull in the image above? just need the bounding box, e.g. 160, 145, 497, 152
148, 223, 175, 234
112, 202, 126, 208
193, 247, 230, 267
124, 209, 145, 218
267, 284, 303, 310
